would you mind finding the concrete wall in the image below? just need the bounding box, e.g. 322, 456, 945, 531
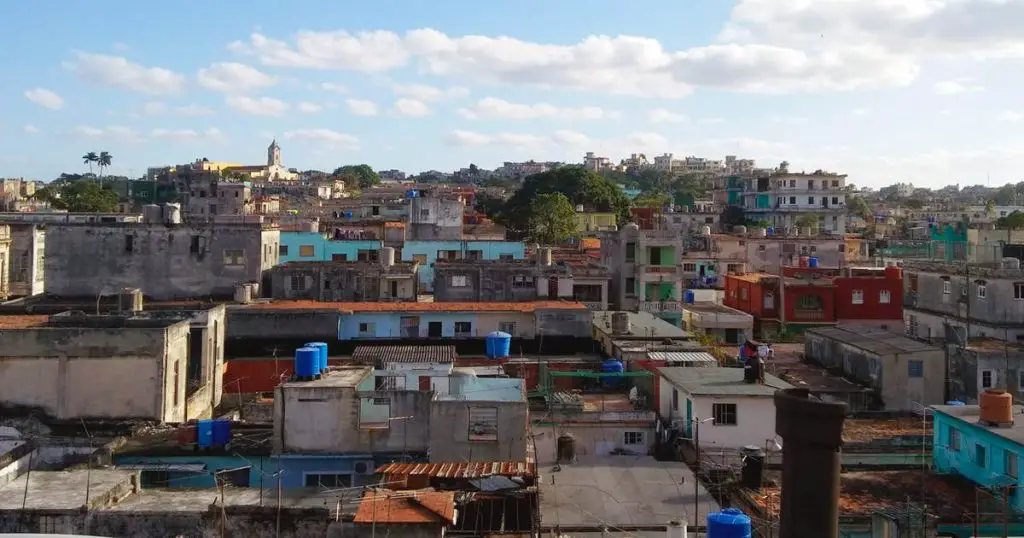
279, 232, 382, 263
340, 311, 540, 339
7, 224, 44, 298
227, 308, 341, 341
408, 197, 463, 241
663, 388, 778, 449
44, 223, 278, 300
905, 268, 1024, 341
533, 424, 656, 463
433, 265, 542, 302
274, 384, 432, 454
270, 263, 417, 301
536, 308, 592, 338
428, 400, 528, 462
401, 240, 526, 290
0, 321, 189, 422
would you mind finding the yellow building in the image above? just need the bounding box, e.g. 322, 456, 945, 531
575, 211, 618, 233
222, 140, 297, 182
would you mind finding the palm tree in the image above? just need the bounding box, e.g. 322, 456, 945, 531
83, 152, 98, 175
98, 151, 112, 179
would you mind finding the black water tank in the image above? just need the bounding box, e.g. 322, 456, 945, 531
740, 445, 763, 490
743, 356, 762, 383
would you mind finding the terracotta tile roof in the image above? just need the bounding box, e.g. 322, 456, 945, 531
352, 345, 458, 365
377, 461, 537, 478
353, 489, 456, 525
0, 315, 51, 329
238, 300, 587, 313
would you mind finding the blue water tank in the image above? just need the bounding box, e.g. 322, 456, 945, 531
294, 347, 319, 378
406, 189, 419, 198
343, 211, 353, 219
684, 290, 696, 304
707, 508, 752, 538
602, 358, 625, 388
196, 419, 215, 448
766, 227, 774, 236
808, 257, 819, 268
485, 331, 512, 359
305, 342, 329, 373
946, 400, 966, 406
212, 419, 232, 446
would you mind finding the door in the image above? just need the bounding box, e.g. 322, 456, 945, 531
685, 399, 693, 438
548, 278, 558, 298
400, 316, 419, 338
725, 328, 739, 344
427, 321, 443, 338
419, 376, 431, 391
390, 280, 399, 298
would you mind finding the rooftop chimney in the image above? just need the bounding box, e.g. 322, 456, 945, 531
775, 388, 846, 538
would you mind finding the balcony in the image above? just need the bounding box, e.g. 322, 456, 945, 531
580, 301, 606, 311
792, 309, 827, 321
640, 301, 684, 313
642, 264, 681, 276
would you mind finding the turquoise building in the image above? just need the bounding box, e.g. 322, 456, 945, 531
279, 231, 382, 263
402, 240, 525, 289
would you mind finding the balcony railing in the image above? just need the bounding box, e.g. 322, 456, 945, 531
643, 265, 680, 275
792, 309, 826, 321
580, 301, 606, 311
640, 301, 684, 313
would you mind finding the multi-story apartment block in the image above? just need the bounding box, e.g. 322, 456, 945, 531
270, 251, 419, 302
903, 259, 1024, 343
602, 224, 691, 326
739, 172, 848, 234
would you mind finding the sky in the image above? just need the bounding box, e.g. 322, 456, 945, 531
3, 0, 1024, 188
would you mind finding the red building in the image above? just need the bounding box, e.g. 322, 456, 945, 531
724, 265, 903, 338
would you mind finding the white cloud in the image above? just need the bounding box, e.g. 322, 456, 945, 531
283, 128, 360, 149
298, 102, 323, 113
392, 83, 469, 102
71, 125, 141, 141
151, 127, 225, 141
197, 62, 277, 93
457, 97, 617, 121
142, 102, 215, 116
24, 88, 64, 110
851, 108, 871, 116
346, 99, 379, 116
999, 110, 1024, 122
63, 51, 185, 95
225, 95, 289, 116
444, 129, 611, 149
319, 82, 347, 93
648, 109, 687, 123
393, 98, 431, 117
769, 115, 809, 125
933, 80, 984, 95
23, 125, 39, 134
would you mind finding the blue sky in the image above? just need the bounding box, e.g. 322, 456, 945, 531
3, 0, 1023, 188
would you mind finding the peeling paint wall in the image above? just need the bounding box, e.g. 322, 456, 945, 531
428, 399, 528, 462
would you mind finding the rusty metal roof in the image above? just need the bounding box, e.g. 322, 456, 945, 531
376, 461, 537, 478
351, 345, 458, 365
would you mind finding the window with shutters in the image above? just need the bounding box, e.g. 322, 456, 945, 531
468, 406, 498, 441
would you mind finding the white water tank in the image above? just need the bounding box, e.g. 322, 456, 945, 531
757, 228, 768, 237
380, 247, 396, 267
1001, 257, 1021, 270
701, 225, 712, 236
539, 247, 553, 266
734, 225, 747, 235
234, 283, 252, 304
610, 312, 631, 334
163, 203, 182, 224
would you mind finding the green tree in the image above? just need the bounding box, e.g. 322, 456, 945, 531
985, 199, 996, 217
98, 151, 113, 179
778, 161, 790, 173
633, 192, 671, 208
499, 166, 630, 237
527, 193, 577, 245
82, 152, 98, 174
332, 164, 380, 189
53, 181, 119, 212
847, 195, 871, 218
794, 213, 820, 230
997, 211, 1024, 230
474, 192, 506, 217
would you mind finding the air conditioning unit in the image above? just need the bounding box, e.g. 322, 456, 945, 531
353, 460, 376, 475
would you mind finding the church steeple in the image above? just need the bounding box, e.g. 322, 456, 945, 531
267, 139, 281, 167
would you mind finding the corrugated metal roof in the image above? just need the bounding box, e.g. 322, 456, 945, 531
353, 489, 456, 524
351, 345, 458, 365
376, 461, 537, 478
648, 351, 718, 364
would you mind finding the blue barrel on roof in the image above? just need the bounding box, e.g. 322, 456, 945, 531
196, 419, 215, 448
212, 419, 232, 446
294, 347, 319, 378
306, 342, 329, 372
684, 290, 695, 304
344, 211, 353, 219
766, 227, 774, 236
406, 189, 420, 198
808, 256, 819, 268
707, 508, 752, 538
485, 331, 512, 359
946, 400, 966, 406
602, 358, 625, 388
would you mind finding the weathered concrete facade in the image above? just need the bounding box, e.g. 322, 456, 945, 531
433, 259, 572, 302
428, 397, 529, 462
407, 197, 463, 241
947, 341, 1024, 404
0, 225, 9, 300
44, 221, 280, 300
270, 260, 419, 301
4, 223, 43, 298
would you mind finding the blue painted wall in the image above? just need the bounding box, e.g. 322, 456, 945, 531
933, 408, 1024, 513
114, 455, 269, 488
401, 240, 525, 288
271, 454, 421, 488
339, 312, 485, 339
279, 232, 381, 263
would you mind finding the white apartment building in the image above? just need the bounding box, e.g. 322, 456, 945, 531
741, 172, 848, 234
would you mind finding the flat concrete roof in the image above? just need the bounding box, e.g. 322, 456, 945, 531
932, 404, 1024, 445
806, 325, 941, 357
106, 487, 338, 512
658, 367, 793, 397
593, 311, 692, 340
0, 470, 136, 510
681, 302, 751, 317
539, 455, 719, 527
280, 366, 372, 389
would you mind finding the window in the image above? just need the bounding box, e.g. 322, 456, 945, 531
468, 406, 498, 441
739, 288, 748, 300
331, 253, 348, 261
625, 278, 637, 297
763, 292, 775, 309
789, 180, 796, 187
512, 275, 534, 288
412, 254, 427, 264
1007, 451, 1019, 478
499, 254, 514, 262
948, 426, 961, 450
1016, 283, 1024, 300
982, 370, 995, 389
358, 249, 379, 262
683, 263, 697, 272
808, 196, 815, 204
672, 389, 679, 411
190, 236, 202, 254
789, 196, 796, 204
879, 290, 891, 304
625, 242, 636, 262
375, 376, 406, 390
305, 473, 352, 488
289, 275, 305, 291
357, 322, 375, 336
1019, 369, 1024, 391
712, 403, 737, 425
759, 245, 766, 251
851, 290, 864, 304
125, 235, 134, 253
907, 360, 923, 378
831, 197, 839, 205
466, 250, 483, 260
223, 249, 245, 266
727, 263, 743, 273
623, 431, 645, 446
976, 444, 987, 468
454, 321, 473, 336
297, 245, 315, 257
498, 321, 516, 335
451, 275, 469, 287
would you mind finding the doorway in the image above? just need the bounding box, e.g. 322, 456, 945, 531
427, 321, 443, 338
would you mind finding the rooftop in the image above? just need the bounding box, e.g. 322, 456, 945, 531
538, 455, 719, 528
277, 260, 419, 273
681, 302, 752, 316
377, 461, 537, 479
351, 345, 458, 365
0, 311, 189, 330
658, 367, 793, 397
843, 417, 933, 445
647, 351, 718, 365
235, 300, 588, 313
0, 469, 137, 510
932, 403, 1024, 444
593, 311, 692, 340
0, 314, 50, 329
353, 489, 456, 525
279, 366, 373, 389
104, 487, 339, 512
768, 344, 870, 394
806, 325, 941, 357
728, 272, 775, 284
